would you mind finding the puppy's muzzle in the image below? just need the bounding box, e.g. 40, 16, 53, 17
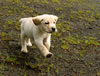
52, 27, 55, 32
51, 27, 57, 32
47, 28, 57, 33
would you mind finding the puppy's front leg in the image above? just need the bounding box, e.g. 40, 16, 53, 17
44, 35, 51, 50
35, 38, 53, 58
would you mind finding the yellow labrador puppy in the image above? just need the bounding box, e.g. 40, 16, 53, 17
19, 14, 58, 58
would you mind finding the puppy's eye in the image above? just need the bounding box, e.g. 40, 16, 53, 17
45, 22, 49, 24
53, 22, 56, 24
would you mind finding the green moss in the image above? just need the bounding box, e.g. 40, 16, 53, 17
0, 73, 2, 76
0, 63, 7, 71
6, 56, 17, 63
84, 40, 99, 46
7, 0, 20, 3
59, 14, 65, 19
42, 0, 48, 4
80, 69, 84, 74
34, 0, 39, 3
55, 7, 63, 11
89, 60, 93, 65
8, 19, 13, 25
0, 0, 99, 75
52, 0, 60, 4
46, 63, 54, 73
97, 72, 100, 76
79, 50, 86, 57
0, 32, 8, 37
85, 17, 96, 22
61, 44, 69, 50
83, 36, 98, 46
24, 72, 27, 76
66, 35, 83, 45
56, 69, 59, 73
3, 25, 7, 31
65, 26, 71, 31
57, 23, 62, 29
70, 9, 97, 22
33, 0, 49, 4
95, 11, 100, 19
15, 22, 20, 31
21, 12, 25, 16
8, 10, 12, 14
25, 62, 37, 69
52, 32, 61, 37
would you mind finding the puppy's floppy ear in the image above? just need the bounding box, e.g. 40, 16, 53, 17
32, 18, 41, 25
54, 16, 58, 22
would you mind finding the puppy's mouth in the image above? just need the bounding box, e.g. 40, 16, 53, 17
47, 31, 53, 33
47, 31, 54, 33
46, 29, 57, 33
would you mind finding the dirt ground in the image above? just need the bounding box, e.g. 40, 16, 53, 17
0, 0, 100, 76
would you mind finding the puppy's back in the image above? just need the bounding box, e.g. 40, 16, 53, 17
19, 17, 32, 23
19, 17, 36, 35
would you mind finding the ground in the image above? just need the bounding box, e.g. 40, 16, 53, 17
0, 0, 100, 76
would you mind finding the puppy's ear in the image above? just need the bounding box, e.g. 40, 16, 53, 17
32, 18, 41, 25
54, 16, 58, 22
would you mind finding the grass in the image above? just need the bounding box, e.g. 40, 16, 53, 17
61, 44, 69, 50
52, 0, 60, 4
97, 72, 100, 76
66, 35, 83, 45
0, 63, 6, 71
8, 19, 13, 25
24, 72, 27, 76
0, 32, 8, 37
95, 11, 100, 19
7, 0, 21, 3
0, 0, 100, 75
6, 55, 17, 63
79, 50, 87, 57
84, 39, 99, 46
70, 9, 97, 22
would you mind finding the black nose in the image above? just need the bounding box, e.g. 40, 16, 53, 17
52, 28, 55, 32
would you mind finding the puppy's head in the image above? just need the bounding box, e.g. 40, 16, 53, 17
32, 14, 58, 33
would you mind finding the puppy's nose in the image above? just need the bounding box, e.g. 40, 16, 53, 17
52, 28, 56, 32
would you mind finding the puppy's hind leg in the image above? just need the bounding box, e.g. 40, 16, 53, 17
21, 33, 28, 53
26, 38, 32, 46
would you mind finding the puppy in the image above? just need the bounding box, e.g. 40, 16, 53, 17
19, 14, 58, 58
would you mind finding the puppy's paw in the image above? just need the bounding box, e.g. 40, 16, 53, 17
27, 42, 32, 46
46, 52, 53, 58
21, 48, 28, 53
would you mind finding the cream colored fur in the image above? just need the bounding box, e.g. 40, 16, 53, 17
19, 14, 58, 58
